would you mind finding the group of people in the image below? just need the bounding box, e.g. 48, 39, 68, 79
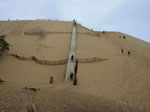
121, 48, 131, 56
119, 36, 126, 39
120, 35, 131, 56
70, 55, 78, 82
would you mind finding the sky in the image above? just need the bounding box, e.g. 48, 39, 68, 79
0, 0, 149, 42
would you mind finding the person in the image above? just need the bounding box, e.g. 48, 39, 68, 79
74, 21, 76, 26
71, 55, 74, 61
121, 48, 124, 54
128, 50, 131, 56
70, 72, 73, 80
73, 19, 76, 25
123, 36, 126, 39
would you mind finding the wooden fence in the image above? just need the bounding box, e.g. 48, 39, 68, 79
6, 54, 108, 66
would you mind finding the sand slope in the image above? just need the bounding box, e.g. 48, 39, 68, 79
0, 20, 150, 112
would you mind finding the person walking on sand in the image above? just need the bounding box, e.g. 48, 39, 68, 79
121, 48, 124, 54
123, 36, 126, 39
128, 50, 131, 56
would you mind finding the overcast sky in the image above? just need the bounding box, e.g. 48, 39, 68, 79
0, 0, 149, 42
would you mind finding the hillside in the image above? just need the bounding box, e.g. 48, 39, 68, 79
0, 20, 150, 112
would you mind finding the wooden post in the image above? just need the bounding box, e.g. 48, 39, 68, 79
73, 60, 78, 85
73, 78, 77, 85
75, 60, 78, 74
50, 77, 53, 83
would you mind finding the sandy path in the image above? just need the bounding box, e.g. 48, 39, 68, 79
65, 21, 76, 81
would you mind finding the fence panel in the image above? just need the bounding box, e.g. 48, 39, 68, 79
8, 54, 108, 66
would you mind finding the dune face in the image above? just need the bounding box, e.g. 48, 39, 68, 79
0, 20, 150, 112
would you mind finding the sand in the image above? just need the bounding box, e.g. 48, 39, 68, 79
0, 20, 150, 112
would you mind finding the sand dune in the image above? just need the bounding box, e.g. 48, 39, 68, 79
0, 20, 150, 112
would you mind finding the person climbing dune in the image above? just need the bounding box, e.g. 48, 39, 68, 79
70, 72, 73, 80
123, 36, 126, 39
71, 55, 74, 62
121, 48, 124, 54
128, 50, 131, 56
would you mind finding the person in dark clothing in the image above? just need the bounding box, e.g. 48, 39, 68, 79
128, 50, 131, 56
71, 55, 74, 62
123, 36, 126, 39
70, 72, 73, 80
73, 19, 76, 26
121, 48, 124, 54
